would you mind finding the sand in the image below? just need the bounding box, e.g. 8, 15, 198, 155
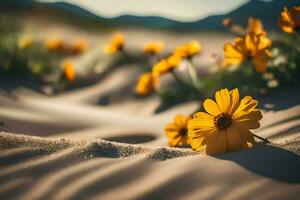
1, 79, 300, 200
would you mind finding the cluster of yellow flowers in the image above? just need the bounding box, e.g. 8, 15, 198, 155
17, 35, 88, 83
45, 37, 88, 54
222, 6, 300, 74
223, 17, 272, 73
165, 6, 300, 155
136, 40, 202, 96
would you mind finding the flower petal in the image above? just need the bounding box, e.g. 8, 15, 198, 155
165, 124, 179, 138
233, 96, 258, 118
205, 132, 227, 155
190, 137, 205, 151
215, 88, 231, 113
188, 118, 215, 128
203, 99, 221, 116
229, 88, 240, 115
226, 127, 242, 152
233, 110, 262, 130
193, 112, 214, 120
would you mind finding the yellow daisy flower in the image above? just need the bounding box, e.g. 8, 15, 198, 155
167, 54, 182, 68
62, 60, 75, 82
174, 40, 202, 59
143, 41, 164, 54
104, 32, 125, 55
135, 72, 159, 96
247, 17, 266, 35
188, 88, 262, 155
152, 59, 171, 76
223, 33, 272, 73
72, 38, 88, 54
45, 37, 65, 51
278, 6, 300, 34
165, 114, 192, 147
18, 35, 33, 49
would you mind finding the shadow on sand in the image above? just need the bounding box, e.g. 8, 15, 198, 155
216, 144, 300, 183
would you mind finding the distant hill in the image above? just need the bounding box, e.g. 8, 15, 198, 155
0, 0, 299, 31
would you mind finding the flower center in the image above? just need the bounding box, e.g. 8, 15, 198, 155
215, 114, 232, 130
179, 127, 187, 136
246, 50, 253, 60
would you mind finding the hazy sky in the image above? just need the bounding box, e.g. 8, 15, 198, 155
37, 0, 250, 22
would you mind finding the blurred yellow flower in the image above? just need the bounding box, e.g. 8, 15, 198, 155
135, 72, 158, 96
167, 54, 182, 68
174, 40, 202, 59
152, 59, 171, 76
247, 17, 266, 35
278, 6, 300, 34
188, 88, 262, 155
223, 33, 272, 73
62, 60, 75, 82
18, 36, 33, 49
104, 32, 125, 55
143, 41, 164, 54
45, 37, 65, 51
72, 38, 88, 54
165, 114, 192, 147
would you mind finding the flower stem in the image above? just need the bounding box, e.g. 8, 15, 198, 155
186, 60, 202, 92
171, 70, 186, 86
253, 133, 270, 143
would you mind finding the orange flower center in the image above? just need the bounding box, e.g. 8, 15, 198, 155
179, 127, 187, 136
215, 114, 232, 130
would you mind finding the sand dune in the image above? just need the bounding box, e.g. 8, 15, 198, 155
1, 80, 300, 199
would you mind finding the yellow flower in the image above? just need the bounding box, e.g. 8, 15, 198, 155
278, 6, 300, 33
104, 32, 125, 54
144, 41, 164, 54
165, 114, 192, 147
18, 36, 33, 49
188, 88, 262, 155
152, 59, 171, 76
72, 38, 88, 54
167, 54, 182, 68
247, 17, 266, 35
62, 60, 75, 82
174, 40, 202, 59
223, 33, 272, 73
45, 37, 65, 51
135, 72, 158, 96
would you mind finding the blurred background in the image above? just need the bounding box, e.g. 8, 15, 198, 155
0, 0, 299, 111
